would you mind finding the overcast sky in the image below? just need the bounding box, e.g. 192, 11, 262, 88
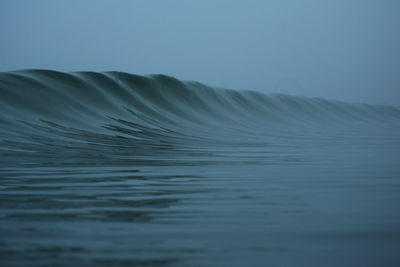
0, 0, 399, 105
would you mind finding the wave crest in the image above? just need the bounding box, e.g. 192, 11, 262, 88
1, 69, 399, 142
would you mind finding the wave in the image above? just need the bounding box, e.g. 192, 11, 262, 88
1, 69, 400, 153
2, 69, 399, 120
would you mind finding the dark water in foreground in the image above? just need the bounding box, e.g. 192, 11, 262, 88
1, 70, 400, 266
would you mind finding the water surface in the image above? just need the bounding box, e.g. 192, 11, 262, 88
1, 70, 400, 266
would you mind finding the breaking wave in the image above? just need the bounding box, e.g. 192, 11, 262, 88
1, 69, 399, 133
0, 69, 399, 168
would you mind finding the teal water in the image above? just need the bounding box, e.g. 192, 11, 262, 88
1, 70, 400, 266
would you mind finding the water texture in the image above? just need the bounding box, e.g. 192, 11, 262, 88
1, 70, 400, 266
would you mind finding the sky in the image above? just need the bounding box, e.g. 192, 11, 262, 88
0, 0, 399, 105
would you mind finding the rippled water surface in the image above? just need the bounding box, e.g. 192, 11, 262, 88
1, 70, 400, 266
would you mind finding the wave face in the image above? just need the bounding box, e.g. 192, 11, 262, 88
1, 70, 400, 266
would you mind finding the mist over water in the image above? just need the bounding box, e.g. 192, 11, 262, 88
0, 70, 400, 266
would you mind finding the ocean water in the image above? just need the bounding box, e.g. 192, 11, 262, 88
0, 70, 400, 266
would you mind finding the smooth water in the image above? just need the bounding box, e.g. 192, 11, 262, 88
1, 70, 400, 266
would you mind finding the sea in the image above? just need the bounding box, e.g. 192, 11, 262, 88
1, 70, 400, 266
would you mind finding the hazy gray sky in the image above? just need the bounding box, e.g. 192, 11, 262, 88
1, 0, 399, 105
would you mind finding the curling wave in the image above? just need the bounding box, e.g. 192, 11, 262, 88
1, 69, 399, 128
0, 69, 399, 167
